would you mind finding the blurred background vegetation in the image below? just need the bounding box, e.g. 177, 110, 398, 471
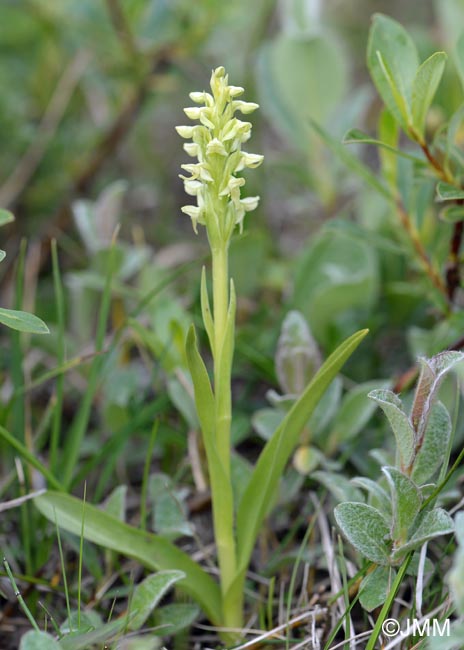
2, 0, 464, 645
2, 0, 464, 534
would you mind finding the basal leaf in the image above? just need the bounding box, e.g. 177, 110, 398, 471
382, 466, 421, 544
0, 307, 49, 334
367, 14, 419, 132
236, 328, 368, 570
368, 389, 414, 469
34, 492, 222, 625
411, 52, 447, 139
411, 401, 451, 485
334, 502, 391, 565
129, 570, 185, 631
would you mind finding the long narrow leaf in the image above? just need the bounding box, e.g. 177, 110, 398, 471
236, 329, 368, 570
34, 491, 222, 625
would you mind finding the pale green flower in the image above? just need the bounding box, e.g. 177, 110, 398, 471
176, 66, 263, 243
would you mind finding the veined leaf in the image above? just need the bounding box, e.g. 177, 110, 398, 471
0, 307, 49, 334
411, 352, 464, 441
129, 570, 185, 631
411, 52, 447, 139
360, 565, 395, 611
334, 502, 391, 565
411, 401, 451, 484
368, 389, 414, 469
382, 466, 421, 544
351, 477, 391, 516
391, 508, 454, 561
236, 328, 368, 570
436, 182, 464, 201
367, 14, 419, 132
34, 492, 222, 625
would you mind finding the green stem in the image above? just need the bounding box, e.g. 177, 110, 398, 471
212, 244, 232, 472
210, 242, 241, 630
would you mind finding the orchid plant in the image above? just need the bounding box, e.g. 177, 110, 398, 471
34, 67, 367, 640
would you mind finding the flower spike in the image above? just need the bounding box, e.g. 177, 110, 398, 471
176, 67, 263, 245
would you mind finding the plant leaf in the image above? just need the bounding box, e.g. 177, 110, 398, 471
360, 565, 395, 611
411, 352, 464, 441
440, 205, 464, 223
368, 389, 414, 469
19, 631, 61, 650
0, 209, 14, 227
236, 328, 368, 570
200, 266, 214, 356
411, 401, 451, 484
367, 14, 419, 132
185, 325, 215, 446
0, 307, 49, 334
313, 470, 364, 503
411, 52, 447, 139
34, 491, 222, 625
129, 570, 185, 631
153, 603, 200, 636
275, 310, 321, 395
392, 508, 454, 561
334, 502, 391, 565
382, 466, 421, 544
330, 380, 387, 443
351, 477, 392, 516
59, 618, 129, 650
256, 33, 347, 149
436, 182, 464, 201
